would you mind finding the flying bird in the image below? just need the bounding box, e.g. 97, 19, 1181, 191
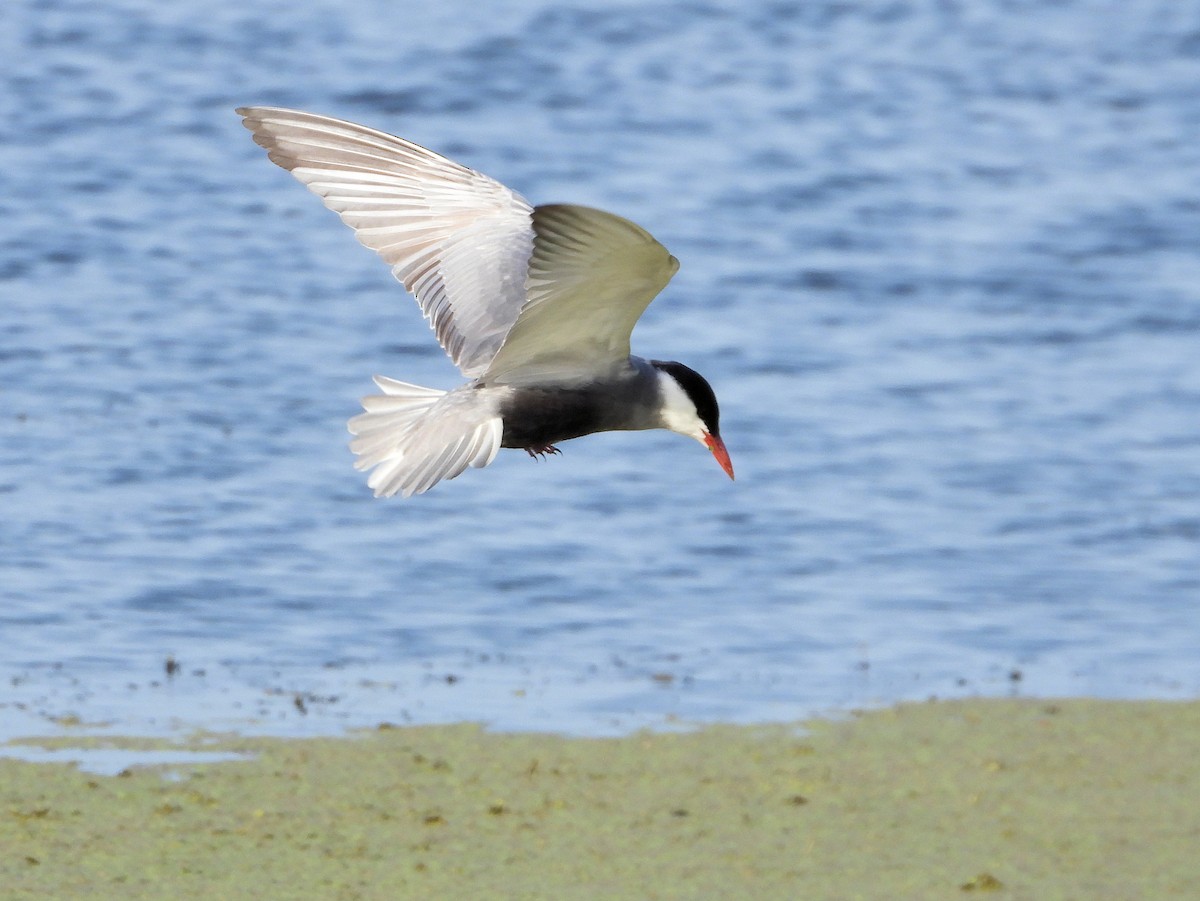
236, 107, 733, 497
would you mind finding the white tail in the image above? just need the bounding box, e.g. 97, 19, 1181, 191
347, 376, 503, 498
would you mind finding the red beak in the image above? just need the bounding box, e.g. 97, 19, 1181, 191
704, 433, 735, 480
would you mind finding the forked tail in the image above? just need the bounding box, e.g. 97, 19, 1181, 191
347, 376, 503, 498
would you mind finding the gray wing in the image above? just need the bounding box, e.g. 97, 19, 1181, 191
482, 204, 679, 386
237, 107, 534, 377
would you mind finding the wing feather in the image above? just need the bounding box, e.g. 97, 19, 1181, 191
238, 107, 534, 377
482, 204, 679, 385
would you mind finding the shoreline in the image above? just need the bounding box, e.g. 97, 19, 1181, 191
2, 697, 1197, 899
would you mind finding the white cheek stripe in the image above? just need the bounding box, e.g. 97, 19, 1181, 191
658, 373, 708, 443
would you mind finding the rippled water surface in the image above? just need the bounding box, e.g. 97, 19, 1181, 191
3, 0, 1199, 738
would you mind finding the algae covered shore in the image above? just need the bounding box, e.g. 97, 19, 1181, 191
2, 698, 1197, 900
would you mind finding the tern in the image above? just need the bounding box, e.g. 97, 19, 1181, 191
237, 107, 733, 498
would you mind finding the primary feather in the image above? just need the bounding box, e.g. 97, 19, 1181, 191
237, 106, 534, 378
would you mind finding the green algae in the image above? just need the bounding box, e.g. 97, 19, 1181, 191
2, 698, 1197, 900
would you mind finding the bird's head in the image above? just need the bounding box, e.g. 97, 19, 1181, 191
651, 360, 734, 481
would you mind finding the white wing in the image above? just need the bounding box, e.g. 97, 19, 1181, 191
238, 107, 534, 377
483, 204, 679, 385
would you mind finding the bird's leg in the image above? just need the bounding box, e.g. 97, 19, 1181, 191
525, 444, 562, 460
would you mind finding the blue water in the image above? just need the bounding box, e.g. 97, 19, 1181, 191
3, 0, 1199, 739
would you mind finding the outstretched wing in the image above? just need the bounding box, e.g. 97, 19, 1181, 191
237, 107, 534, 377
482, 204, 679, 385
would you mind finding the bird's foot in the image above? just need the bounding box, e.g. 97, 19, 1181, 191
525, 444, 562, 460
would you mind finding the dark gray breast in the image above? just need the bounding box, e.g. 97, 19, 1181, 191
496, 364, 661, 449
